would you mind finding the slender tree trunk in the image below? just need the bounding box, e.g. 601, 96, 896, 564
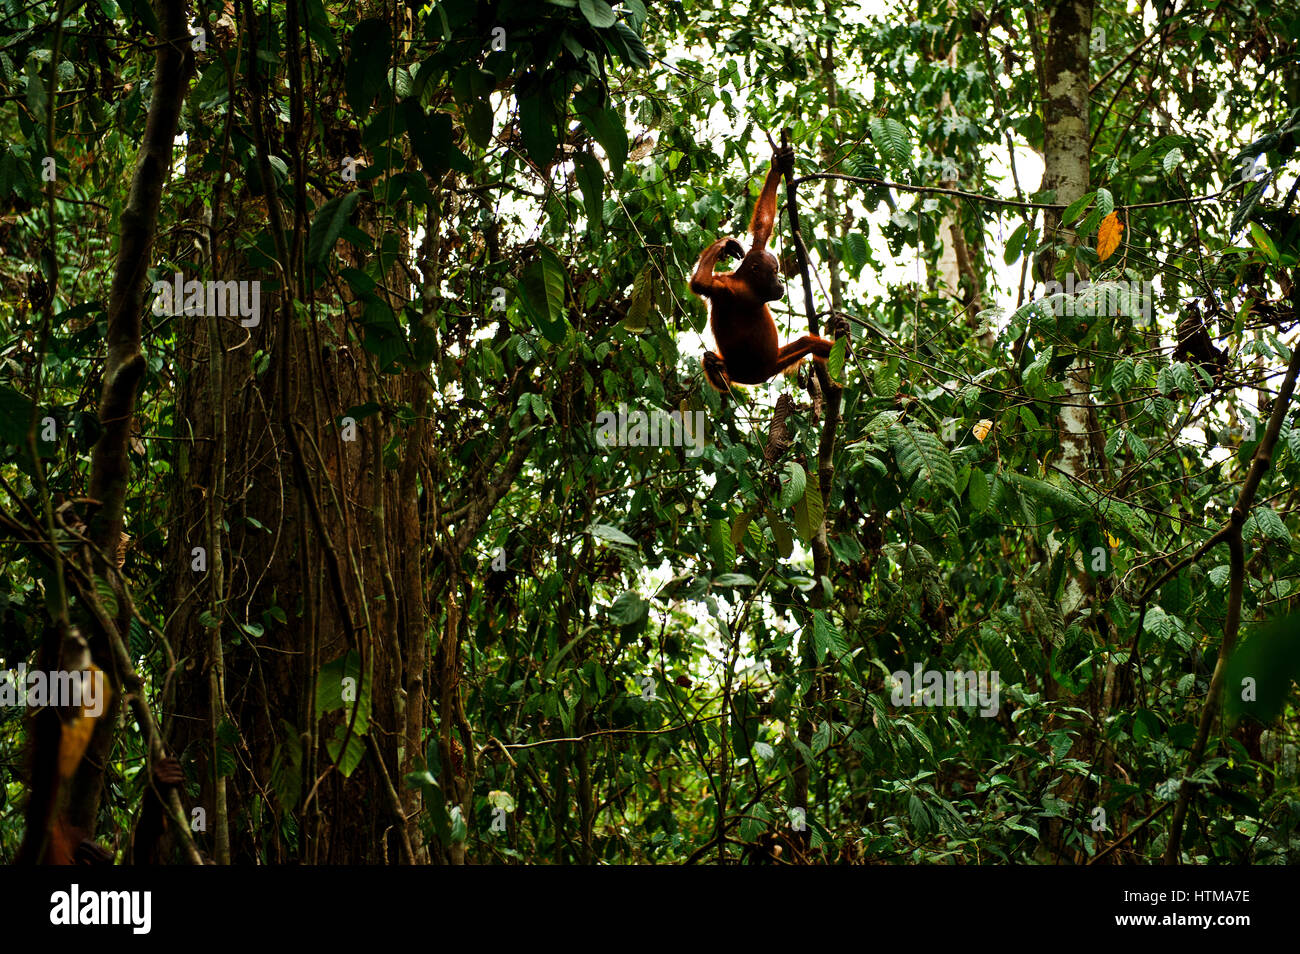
1034, 0, 1096, 863
67, 0, 193, 841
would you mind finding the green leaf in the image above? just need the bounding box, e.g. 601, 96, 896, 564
765, 509, 794, 559
1231, 174, 1273, 237
588, 523, 637, 546
464, 99, 492, 148
1095, 187, 1114, 218
605, 590, 649, 625
303, 0, 340, 58
1130, 134, 1187, 170
812, 719, 831, 755
94, 575, 119, 617
488, 790, 517, 813
793, 470, 824, 541
713, 573, 757, 587
306, 191, 363, 270
579, 0, 617, 28
608, 22, 650, 69
519, 248, 568, 344
1251, 505, 1290, 542
1125, 428, 1147, 458
1019, 405, 1038, 433
709, 517, 736, 569
405, 102, 472, 174
316, 651, 371, 777
968, 468, 990, 513
0, 384, 34, 445
1005, 472, 1089, 521
621, 0, 648, 28
1177, 361, 1202, 395
1072, 480, 1151, 546
1249, 222, 1279, 262
574, 150, 605, 235
869, 117, 911, 170
448, 806, 468, 843
1004, 222, 1028, 265
358, 300, 404, 368
1024, 351, 1051, 395
892, 425, 956, 495
828, 337, 847, 383
388, 66, 414, 99
1076, 203, 1104, 241
316, 651, 364, 714
345, 18, 392, 113
527, 392, 546, 421
25, 65, 45, 117
779, 461, 807, 509
1061, 191, 1095, 225
730, 511, 753, 547
844, 231, 868, 269
518, 92, 558, 167
908, 793, 930, 834
624, 263, 652, 332
341, 268, 376, 297
575, 87, 627, 177
1111, 356, 1134, 393
873, 364, 899, 397
1226, 612, 1300, 723
271, 723, 304, 807
813, 610, 847, 663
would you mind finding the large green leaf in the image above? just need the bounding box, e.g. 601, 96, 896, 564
575, 86, 628, 177
306, 190, 363, 271
574, 150, 605, 235
518, 92, 558, 168
868, 117, 911, 170
404, 101, 472, 174
0, 385, 34, 445
345, 18, 392, 113
579, 0, 617, 28
1226, 613, 1300, 723
519, 248, 568, 344
892, 426, 956, 495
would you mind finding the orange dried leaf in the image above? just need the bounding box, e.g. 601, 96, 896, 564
1097, 212, 1124, 262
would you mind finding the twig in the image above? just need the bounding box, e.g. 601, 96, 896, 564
1087, 802, 1172, 865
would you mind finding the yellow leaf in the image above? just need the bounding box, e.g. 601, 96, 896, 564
972, 419, 993, 442
1097, 212, 1124, 262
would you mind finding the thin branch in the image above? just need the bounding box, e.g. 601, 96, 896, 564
1087, 802, 1172, 865
795, 172, 1244, 213
1164, 304, 1300, 864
